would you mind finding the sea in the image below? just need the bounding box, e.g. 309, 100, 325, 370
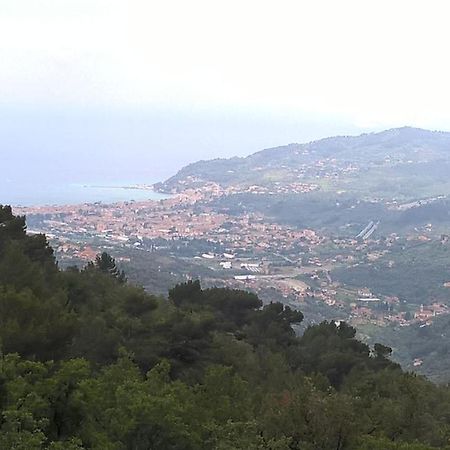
0, 180, 169, 207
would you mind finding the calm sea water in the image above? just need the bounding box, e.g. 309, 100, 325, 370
0, 181, 169, 207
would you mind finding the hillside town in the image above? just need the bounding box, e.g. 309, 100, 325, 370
15, 181, 450, 333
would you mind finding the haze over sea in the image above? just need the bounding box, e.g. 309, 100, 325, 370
0, 107, 366, 207
1, 180, 169, 207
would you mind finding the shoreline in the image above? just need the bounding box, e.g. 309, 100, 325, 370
5, 183, 171, 208
82, 183, 157, 191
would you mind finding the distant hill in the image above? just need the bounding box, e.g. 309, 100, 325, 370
155, 127, 450, 201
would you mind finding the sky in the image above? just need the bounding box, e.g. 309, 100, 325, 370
1, 0, 450, 184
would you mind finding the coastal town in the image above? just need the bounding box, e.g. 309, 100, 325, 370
14, 180, 450, 334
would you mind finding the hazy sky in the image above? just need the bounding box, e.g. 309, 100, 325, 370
1, 0, 450, 182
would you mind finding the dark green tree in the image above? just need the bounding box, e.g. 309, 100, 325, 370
87, 252, 127, 283
374, 343, 393, 358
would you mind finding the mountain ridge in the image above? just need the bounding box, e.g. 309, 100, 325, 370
154, 126, 450, 194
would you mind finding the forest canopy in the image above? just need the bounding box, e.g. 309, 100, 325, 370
0, 205, 449, 449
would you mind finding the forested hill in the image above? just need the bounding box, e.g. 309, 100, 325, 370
2, 204, 450, 449
154, 127, 450, 197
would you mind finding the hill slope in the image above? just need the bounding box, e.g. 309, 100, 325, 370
155, 127, 450, 201
2, 205, 450, 449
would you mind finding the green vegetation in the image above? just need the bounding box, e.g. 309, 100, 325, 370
1, 204, 450, 449
333, 239, 450, 304
157, 127, 450, 237
360, 314, 450, 383
212, 191, 391, 234
157, 127, 450, 201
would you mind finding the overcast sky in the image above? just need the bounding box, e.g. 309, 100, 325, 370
1, 0, 450, 182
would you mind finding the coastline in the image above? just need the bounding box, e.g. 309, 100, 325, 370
3, 182, 170, 208
83, 183, 157, 191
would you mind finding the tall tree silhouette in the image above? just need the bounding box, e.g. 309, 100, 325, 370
91, 252, 127, 283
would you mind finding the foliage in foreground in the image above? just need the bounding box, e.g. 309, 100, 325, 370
0, 205, 449, 449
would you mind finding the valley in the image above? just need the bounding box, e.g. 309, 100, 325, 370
15, 127, 450, 381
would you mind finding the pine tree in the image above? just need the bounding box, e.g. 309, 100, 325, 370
94, 252, 127, 283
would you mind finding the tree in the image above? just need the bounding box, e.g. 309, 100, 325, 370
374, 343, 393, 359
168, 279, 202, 307
90, 252, 127, 283
0, 205, 26, 247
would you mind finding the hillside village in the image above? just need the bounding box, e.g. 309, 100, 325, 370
16, 181, 450, 336
13, 128, 450, 378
